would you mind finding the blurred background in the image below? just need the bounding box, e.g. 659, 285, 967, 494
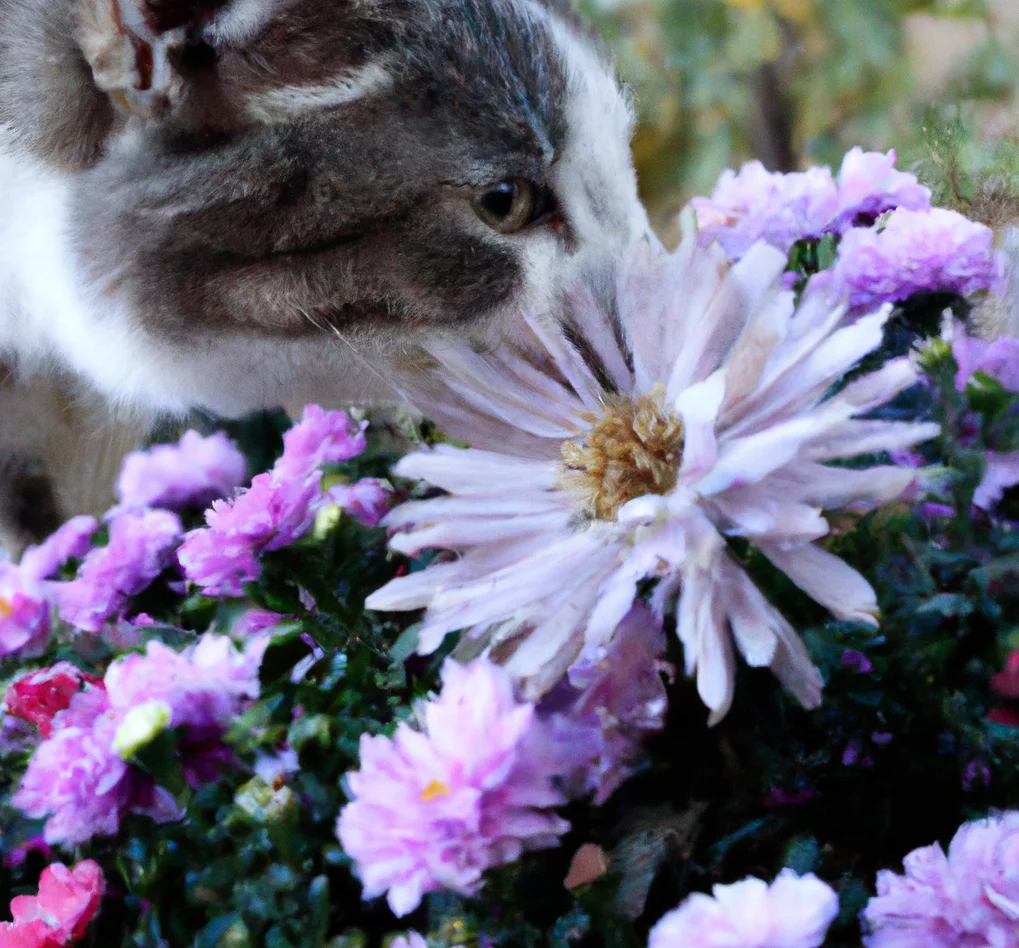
582, 0, 1019, 242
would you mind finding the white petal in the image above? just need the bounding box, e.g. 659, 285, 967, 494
383, 494, 563, 529
759, 541, 879, 626
806, 420, 941, 461
675, 369, 726, 479
524, 311, 605, 408
761, 462, 918, 511
389, 512, 572, 556
394, 447, 559, 494
709, 491, 829, 542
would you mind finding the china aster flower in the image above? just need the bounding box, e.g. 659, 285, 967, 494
829, 147, 931, 233
13, 687, 179, 846
104, 633, 264, 730
692, 163, 838, 260
367, 227, 938, 719
178, 406, 366, 596
116, 430, 247, 510
8, 860, 104, 944
4, 663, 102, 738
19, 517, 98, 582
326, 478, 394, 528
952, 327, 1019, 393
863, 812, 1019, 947
541, 605, 669, 804
53, 509, 182, 632
336, 658, 570, 916
649, 870, 839, 948
830, 208, 1005, 310
0, 566, 51, 658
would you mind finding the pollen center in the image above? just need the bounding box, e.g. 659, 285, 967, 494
420, 779, 451, 802
561, 384, 685, 520
0, 599, 15, 620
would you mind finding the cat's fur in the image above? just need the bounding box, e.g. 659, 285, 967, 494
0, 0, 647, 549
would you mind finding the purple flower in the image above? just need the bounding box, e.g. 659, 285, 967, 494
692, 162, 838, 260
178, 472, 321, 596
336, 658, 570, 916
234, 609, 288, 637
104, 633, 264, 731
116, 431, 247, 510
0, 566, 50, 658
649, 869, 839, 948
19, 516, 98, 581
275, 405, 367, 479
952, 327, 1019, 393
13, 687, 179, 846
540, 606, 669, 804
831, 148, 931, 233
53, 509, 182, 632
974, 452, 1019, 512
863, 812, 1019, 947
830, 208, 1006, 310
326, 478, 394, 528
842, 649, 874, 674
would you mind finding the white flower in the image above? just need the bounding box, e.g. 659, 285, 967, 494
367, 220, 939, 722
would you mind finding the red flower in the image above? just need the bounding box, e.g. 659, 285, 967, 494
4, 665, 101, 738
991, 651, 1019, 700
3, 861, 104, 946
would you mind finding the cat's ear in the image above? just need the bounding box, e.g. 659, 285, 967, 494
76, 0, 275, 120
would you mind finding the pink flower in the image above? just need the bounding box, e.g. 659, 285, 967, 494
234, 609, 288, 637
116, 431, 247, 510
4, 664, 102, 737
53, 509, 182, 632
830, 148, 931, 233
104, 633, 264, 731
830, 208, 1005, 309
13, 687, 179, 846
991, 651, 1019, 700
275, 404, 367, 479
692, 163, 838, 260
649, 870, 839, 948
974, 452, 1019, 512
0, 567, 51, 658
19, 518, 98, 582
336, 658, 570, 916
9, 860, 104, 943
326, 478, 394, 528
863, 812, 1019, 947
542, 606, 669, 804
952, 329, 1019, 393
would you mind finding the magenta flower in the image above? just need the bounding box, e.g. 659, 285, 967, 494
831, 148, 931, 233
13, 687, 179, 846
336, 658, 570, 916
53, 510, 182, 632
863, 812, 1019, 947
952, 328, 1019, 393
326, 478, 394, 527
542, 606, 668, 804
275, 404, 367, 479
0, 566, 51, 658
830, 208, 1005, 309
692, 163, 838, 260
19, 517, 98, 581
178, 407, 365, 596
234, 609, 288, 637
116, 431, 247, 510
649, 869, 840, 948
104, 633, 264, 731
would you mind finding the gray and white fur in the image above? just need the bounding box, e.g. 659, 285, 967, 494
0, 0, 647, 549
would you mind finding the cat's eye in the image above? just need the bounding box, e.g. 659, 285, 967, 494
472, 179, 553, 234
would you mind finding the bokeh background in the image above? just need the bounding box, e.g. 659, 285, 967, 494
582, 0, 1019, 242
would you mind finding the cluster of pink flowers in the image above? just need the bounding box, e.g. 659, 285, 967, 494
177, 405, 380, 596
648, 869, 840, 948
0, 860, 104, 947
863, 812, 1019, 947
692, 148, 931, 259
337, 658, 573, 916
12, 633, 264, 845
693, 149, 1003, 310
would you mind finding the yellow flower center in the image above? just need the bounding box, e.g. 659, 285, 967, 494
0, 599, 15, 620
561, 384, 685, 520
420, 779, 451, 802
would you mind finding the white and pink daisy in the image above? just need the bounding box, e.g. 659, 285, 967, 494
366, 220, 939, 722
